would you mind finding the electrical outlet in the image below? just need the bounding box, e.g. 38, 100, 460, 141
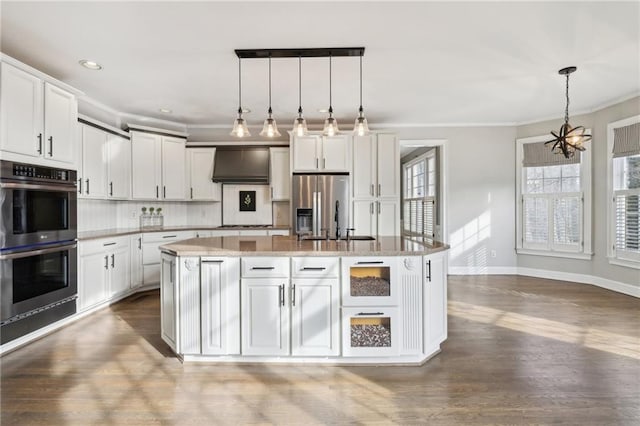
490, 250, 497, 258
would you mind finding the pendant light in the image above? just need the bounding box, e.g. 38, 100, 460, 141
292, 56, 308, 137
230, 58, 250, 137
260, 55, 281, 138
353, 54, 370, 136
322, 54, 340, 137
544, 66, 591, 158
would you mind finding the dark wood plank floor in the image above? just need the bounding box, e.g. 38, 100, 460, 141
1, 275, 639, 425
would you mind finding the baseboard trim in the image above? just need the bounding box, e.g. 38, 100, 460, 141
449, 266, 639, 298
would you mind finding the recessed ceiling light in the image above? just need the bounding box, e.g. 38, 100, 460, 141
79, 59, 102, 70
159, 108, 172, 114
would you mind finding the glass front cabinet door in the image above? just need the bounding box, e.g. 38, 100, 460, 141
341, 307, 400, 356
341, 257, 398, 306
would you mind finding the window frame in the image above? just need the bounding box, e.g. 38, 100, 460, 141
515, 134, 592, 259
403, 151, 436, 237
607, 115, 640, 269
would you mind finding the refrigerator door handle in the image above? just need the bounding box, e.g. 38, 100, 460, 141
316, 191, 322, 236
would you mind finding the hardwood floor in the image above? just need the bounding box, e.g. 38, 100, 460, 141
2, 275, 639, 425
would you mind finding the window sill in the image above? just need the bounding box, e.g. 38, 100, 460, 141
608, 258, 640, 270
516, 249, 593, 260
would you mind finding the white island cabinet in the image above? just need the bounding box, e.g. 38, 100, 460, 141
160, 235, 448, 365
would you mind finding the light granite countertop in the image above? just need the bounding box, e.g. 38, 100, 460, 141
160, 235, 449, 257
77, 225, 290, 241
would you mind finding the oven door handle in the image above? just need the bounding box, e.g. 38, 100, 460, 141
0, 182, 77, 192
0, 243, 77, 260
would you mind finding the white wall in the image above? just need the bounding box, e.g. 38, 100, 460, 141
394, 126, 517, 271
515, 96, 640, 289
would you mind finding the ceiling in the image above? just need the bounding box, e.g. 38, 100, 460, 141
2, 1, 639, 129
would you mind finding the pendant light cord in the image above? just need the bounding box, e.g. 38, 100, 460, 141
359, 54, 363, 109
564, 73, 570, 124
329, 54, 332, 112
298, 56, 302, 113
268, 56, 272, 113
238, 58, 242, 113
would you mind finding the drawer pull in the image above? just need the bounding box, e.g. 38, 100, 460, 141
357, 312, 384, 316
202, 260, 224, 263
251, 266, 275, 270
103, 242, 116, 246
356, 261, 383, 265
162, 235, 177, 239
301, 267, 326, 271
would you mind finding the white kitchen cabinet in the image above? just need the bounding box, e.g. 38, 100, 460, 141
131, 131, 186, 200
241, 278, 290, 356
352, 199, 400, 237
201, 258, 241, 355
269, 147, 290, 200
290, 273, 340, 356
187, 148, 221, 201
130, 234, 143, 289
161, 135, 186, 200
78, 236, 130, 311
79, 124, 108, 199
142, 231, 195, 285
0, 62, 77, 165
78, 123, 131, 199
353, 134, 399, 199
131, 131, 162, 200
107, 134, 131, 199
424, 252, 447, 352
160, 254, 177, 351
291, 133, 350, 172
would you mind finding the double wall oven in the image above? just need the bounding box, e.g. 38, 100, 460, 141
1, 160, 78, 344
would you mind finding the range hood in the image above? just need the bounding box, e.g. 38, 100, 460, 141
212, 147, 270, 184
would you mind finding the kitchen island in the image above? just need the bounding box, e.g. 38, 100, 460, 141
160, 235, 449, 364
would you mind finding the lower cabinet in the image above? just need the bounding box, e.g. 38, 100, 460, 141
424, 251, 447, 352
130, 234, 143, 289
160, 254, 177, 350
241, 278, 290, 356
78, 236, 130, 311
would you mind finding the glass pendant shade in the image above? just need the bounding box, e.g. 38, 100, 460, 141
230, 108, 250, 137
293, 108, 308, 137
323, 109, 340, 137
353, 107, 370, 136
260, 108, 281, 137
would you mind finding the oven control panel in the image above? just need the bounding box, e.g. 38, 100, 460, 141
11, 163, 69, 181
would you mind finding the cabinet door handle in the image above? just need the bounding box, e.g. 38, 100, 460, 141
37, 133, 43, 154
163, 186, 166, 198
370, 202, 373, 215
138, 237, 141, 249
86, 179, 90, 195
111, 254, 115, 268
291, 284, 296, 307
279, 284, 285, 307
104, 255, 109, 270
191, 187, 193, 199
370, 184, 374, 196
378, 183, 381, 197
323, 158, 326, 169
109, 182, 113, 196
156, 185, 159, 198
169, 263, 173, 284
78, 179, 82, 194
316, 158, 319, 169
251, 266, 275, 270
356, 261, 384, 265
357, 312, 384, 316
426, 259, 432, 282
48, 136, 53, 157
377, 201, 380, 215
271, 187, 274, 198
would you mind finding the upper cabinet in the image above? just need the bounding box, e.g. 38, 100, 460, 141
77, 121, 131, 200
186, 148, 221, 201
353, 133, 399, 199
291, 133, 350, 172
269, 147, 290, 201
131, 129, 186, 201
0, 61, 77, 166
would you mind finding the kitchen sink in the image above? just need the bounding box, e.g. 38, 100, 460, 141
301, 235, 375, 241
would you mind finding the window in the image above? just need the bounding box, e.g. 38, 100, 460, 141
516, 135, 592, 258
608, 116, 640, 266
403, 151, 436, 237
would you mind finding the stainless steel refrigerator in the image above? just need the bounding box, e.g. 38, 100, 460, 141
292, 173, 350, 238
